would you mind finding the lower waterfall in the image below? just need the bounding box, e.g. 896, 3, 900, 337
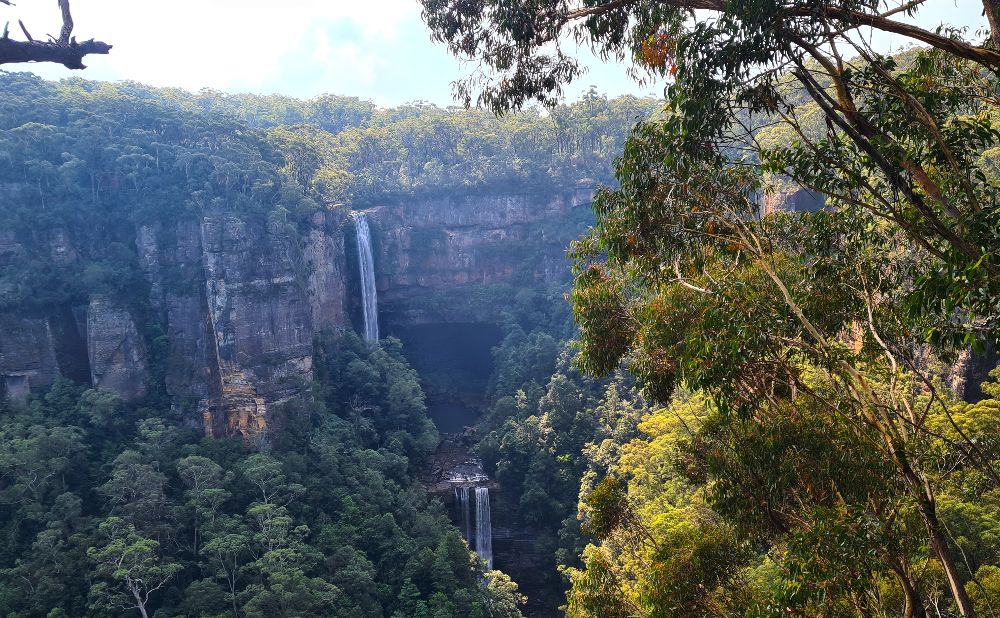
475, 487, 493, 570
454, 486, 472, 544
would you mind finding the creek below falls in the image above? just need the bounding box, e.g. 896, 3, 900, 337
393, 321, 553, 616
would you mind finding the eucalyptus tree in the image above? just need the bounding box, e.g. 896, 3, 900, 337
87, 517, 182, 618
421, 0, 1000, 343
422, 0, 1000, 615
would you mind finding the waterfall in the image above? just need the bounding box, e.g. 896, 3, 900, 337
353, 212, 379, 341
454, 486, 472, 544
475, 487, 493, 570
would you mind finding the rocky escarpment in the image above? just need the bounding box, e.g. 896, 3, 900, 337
87, 297, 148, 401
0, 314, 60, 400
1, 208, 350, 431
763, 183, 826, 215
370, 185, 594, 328
950, 344, 1000, 403
136, 210, 351, 436
1, 188, 591, 435
200, 214, 315, 402
0, 228, 91, 399
5, 183, 997, 436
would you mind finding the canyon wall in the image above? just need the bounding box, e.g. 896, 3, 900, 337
371, 185, 594, 327
0, 188, 592, 430
0, 207, 350, 437
6, 183, 996, 427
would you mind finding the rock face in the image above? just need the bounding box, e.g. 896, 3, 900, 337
201, 366, 269, 445
0, 314, 60, 401
0, 188, 591, 437
87, 297, 148, 401
371, 188, 593, 326
139, 211, 351, 439
146, 219, 216, 401
1, 206, 351, 420
950, 345, 999, 403
136, 225, 166, 314
200, 214, 314, 403
304, 211, 350, 334
764, 185, 825, 214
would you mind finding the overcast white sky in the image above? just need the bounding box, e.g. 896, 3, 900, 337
4, 0, 990, 107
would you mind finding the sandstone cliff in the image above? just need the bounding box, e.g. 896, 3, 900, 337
87, 297, 148, 401
1, 207, 348, 414
371, 186, 593, 327
0, 188, 589, 437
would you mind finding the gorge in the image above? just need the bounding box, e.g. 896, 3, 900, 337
3, 46, 996, 617
0, 189, 593, 421
0, 70, 630, 617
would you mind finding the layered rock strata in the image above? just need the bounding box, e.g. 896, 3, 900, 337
1, 189, 593, 436
370, 187, 593, 326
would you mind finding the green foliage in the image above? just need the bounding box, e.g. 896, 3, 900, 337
474, 334, 649, 611
421, 6, 1000, 613
556, 50, 999, 612
561, 370, 1000, 617
0, 71, 653, 316
87, 517, 183, 617
0, 333, 521, 617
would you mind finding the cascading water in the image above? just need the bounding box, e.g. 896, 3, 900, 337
475, 487, 493, 570
454, 486, 472, 544
353, 212, 379, 342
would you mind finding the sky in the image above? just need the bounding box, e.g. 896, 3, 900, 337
5, 0, 990, 108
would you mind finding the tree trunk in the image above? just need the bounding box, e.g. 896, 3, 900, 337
984, 0, 1000, 49
898, 456, 976, 617
753, 226, 976, 615
924, 513, 976, 618
130, 583, 150, 618
889, 558, 928, 618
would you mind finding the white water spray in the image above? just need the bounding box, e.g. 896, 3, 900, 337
475, 487, 492, 570
455, 486, 472, 544
353, 212, 379, 341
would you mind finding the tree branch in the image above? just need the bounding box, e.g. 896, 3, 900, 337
804, 4, 1000, 69
559, 0, 1000, 70
0, 0, 110, 68
0, 37, 110, 68
58, 0, 73, 44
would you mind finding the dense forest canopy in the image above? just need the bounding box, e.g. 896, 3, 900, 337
421, 0, 1000, 616
0, 332, 525, 617
0, 70, 657, 315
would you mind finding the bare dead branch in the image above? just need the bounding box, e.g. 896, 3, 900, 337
0, 36, 110, 68
58, 0, 72, 43
0, 0, 110, 68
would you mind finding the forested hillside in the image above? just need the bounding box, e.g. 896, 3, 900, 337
420, 0, 1000, 616
0, 69, 657, 617
0, 332, 527, 617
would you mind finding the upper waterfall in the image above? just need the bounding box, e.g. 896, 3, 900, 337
353, 212, 379, 342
